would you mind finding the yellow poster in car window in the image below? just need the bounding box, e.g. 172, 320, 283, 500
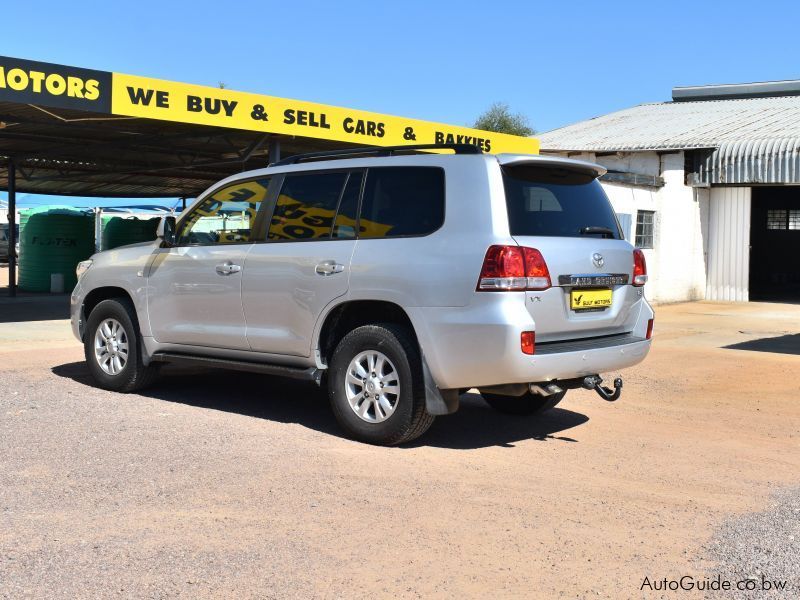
269, 194, 392, 240
111, 73, 539, 155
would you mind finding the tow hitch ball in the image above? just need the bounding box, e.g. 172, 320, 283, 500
583, 375, 623, 402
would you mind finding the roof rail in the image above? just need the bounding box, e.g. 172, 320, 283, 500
270, 143, 482, 166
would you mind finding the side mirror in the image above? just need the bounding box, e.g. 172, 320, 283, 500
157, 215, 177, 246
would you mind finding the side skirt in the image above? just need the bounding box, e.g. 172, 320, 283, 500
151, 352, 322, 383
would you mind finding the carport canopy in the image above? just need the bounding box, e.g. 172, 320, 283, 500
0, 55, 539, 295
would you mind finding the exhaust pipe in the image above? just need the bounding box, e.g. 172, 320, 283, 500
582, 375, 622, 402
529, 382, 563, 397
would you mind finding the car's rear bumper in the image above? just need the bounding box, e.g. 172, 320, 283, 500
408, 294, 653, 390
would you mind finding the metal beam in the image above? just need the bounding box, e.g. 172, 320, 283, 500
600, 171, 665, 188
7, 158, 16, 297
269, 137, 281, 164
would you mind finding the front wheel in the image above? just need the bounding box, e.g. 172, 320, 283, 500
84, 298, 160, 392
481, 390, 567, 415
327, 323, 434, 445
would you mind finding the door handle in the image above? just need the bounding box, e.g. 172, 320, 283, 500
215, 262, 242, 276
315, 261, 345, 276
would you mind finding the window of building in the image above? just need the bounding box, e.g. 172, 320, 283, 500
635, 210, 655, 249
359, 167, 445, 238
268, 172, 348, 240
766, 209, 800, 230
787, 210, 800, 230
177, 178, 270, 245
767, 209, 788, 230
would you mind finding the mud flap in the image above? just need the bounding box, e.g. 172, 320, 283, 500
421, 354, 459, 415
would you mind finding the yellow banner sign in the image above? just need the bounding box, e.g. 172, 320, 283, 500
111, 73, 539, 154
0, 56, 539, 154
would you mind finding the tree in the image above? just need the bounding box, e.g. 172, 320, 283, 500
472, 102, 535, 136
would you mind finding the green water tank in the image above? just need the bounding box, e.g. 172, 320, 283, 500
18, 206, 95, 292
101, 215, 160, 250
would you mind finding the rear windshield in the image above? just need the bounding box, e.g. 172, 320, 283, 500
502, 165, 621, 239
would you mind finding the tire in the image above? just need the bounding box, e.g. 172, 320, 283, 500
328, 323, 434, 445
84, 298, 160, 392
481, 390, 567, 416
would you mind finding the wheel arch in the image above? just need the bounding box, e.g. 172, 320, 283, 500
316, 300, 418, 368
315, 299, 458, 416
80, 286, 138, 341
83, 286, 133, 319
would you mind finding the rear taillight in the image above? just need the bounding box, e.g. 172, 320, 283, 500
633, 249, 648, 286
646, 318, 654, 340
522, 247, 551, 290
477, 245, 551, 291
521, 331, 535, 355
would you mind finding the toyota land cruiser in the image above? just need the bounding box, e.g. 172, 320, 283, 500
71, 144, 654, 445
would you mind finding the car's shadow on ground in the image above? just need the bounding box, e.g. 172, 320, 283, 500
52, 362, 589, 449
723, 333, 800, 356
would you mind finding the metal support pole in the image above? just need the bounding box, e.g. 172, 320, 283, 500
94, 208, 103, 252
268, 137, 281, 164
181, 197, 186, 211
7, 159, 16, 297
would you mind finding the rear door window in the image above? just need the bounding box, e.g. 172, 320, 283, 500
502, 165, 621, 239
359, 167, 444, 238
268, 172, 348, 240
332, 172, 363, 240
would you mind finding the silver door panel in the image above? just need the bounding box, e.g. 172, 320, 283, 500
242, 240, 356, 356
147, 245, 251, 349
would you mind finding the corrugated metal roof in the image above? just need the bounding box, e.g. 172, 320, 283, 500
0, 101, 364, 197
695, 138, 800, 185
538, 96, 800, 152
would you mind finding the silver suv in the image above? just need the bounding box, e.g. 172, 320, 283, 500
71, 144, 654, 445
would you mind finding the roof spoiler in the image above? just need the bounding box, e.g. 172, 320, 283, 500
497, 154, 606, 178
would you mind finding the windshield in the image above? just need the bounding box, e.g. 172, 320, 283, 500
502, 165, 621, 239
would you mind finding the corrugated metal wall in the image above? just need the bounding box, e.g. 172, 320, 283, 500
706, 187, 751, 301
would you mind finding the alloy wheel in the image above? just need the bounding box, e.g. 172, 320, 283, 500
94, 318, 129, 375
345, 350, 400, 423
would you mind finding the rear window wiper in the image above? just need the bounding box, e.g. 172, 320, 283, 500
579, 226, 615, 238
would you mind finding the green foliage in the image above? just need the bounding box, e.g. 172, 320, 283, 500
472, 102, 536, 136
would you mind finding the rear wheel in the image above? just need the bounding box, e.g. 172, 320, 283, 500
328, 323, 434, 445
481, 390, 567, 415
84, 298, 160, 392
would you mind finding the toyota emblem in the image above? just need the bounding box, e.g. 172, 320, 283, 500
592, 252, 604, 268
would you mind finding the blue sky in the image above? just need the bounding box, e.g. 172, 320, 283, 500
4, 0, 800, 206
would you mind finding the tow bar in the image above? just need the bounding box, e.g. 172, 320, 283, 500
583, 375, 623, 402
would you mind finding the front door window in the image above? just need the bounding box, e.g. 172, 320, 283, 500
177, 178, 271, 245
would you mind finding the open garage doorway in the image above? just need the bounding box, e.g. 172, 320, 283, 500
750, 186, 800, 302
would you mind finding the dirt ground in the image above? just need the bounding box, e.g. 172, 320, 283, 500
1, 287, 799, 598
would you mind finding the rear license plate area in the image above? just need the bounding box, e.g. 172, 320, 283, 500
570, 288, 612, 311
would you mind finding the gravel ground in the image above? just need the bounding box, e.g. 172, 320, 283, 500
704, 487, 799, 598
1, 299, 800, 598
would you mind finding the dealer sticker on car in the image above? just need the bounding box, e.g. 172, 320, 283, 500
571, 289, 613, 310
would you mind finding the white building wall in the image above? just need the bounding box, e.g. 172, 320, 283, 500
546, 150, 709, 303
649, 152, 708, 303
